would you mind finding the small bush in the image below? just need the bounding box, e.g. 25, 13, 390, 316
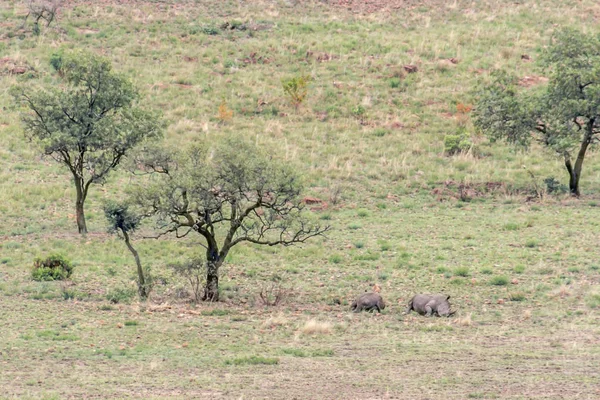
169, 258, 206, 303
282, 74, 311, 108
544, 177, 568, 195
489, 275, 509, 286
32, 254, 73, 281
444, 128, 472, 155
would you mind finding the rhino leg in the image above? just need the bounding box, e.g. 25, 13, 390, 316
424, 305, 434, 317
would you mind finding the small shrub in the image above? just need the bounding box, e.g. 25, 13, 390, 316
357, 209, 369, 217
169, 258, 206, 303
544, 177, 568, 195
217, 101, 233, 123
489, 275, 509, 286
258, 276, 293, 307
282, 74, 311, 108
201, 25, 220, 35
32, 254, 73, 281
444, 127, 472, 155
389, 77, 402, 88
351, 104, 366, 118
354, 241, 364, 249
454, 266, 470, 277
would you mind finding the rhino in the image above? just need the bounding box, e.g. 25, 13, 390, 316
351, 292, 386, 313
405, 294, 455, 317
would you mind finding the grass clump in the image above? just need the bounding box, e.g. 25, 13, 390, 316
513, 265, 526, 274
586, 294, 600, 309
299, 319, 333, 335
225, 356, 279, 366
106, 287, 136, 304
508, 292, 526, 302
329, 254, 343, 264
489, 276, 509, 286
454, 266, 470, 277
32, 254, 73, 281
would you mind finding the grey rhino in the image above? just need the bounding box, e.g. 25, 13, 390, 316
351, 292, 386, 313
405, 294, 455, 317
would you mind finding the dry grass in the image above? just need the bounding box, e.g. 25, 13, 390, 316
262, 313, 289, 328
298, 319, 333, 335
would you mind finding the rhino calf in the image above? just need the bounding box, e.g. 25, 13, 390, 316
351, 292, 386, 313
406, 294, 455, 317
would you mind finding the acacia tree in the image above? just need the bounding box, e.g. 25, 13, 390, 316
12, 51, 163, 233
473, 29, 600, 197
104, 201, 150, 300
130, 138, 330, 301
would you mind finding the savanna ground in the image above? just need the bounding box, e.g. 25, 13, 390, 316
1, 0, 600, 398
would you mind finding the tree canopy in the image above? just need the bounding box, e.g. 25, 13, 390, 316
12, 50, 163, 233
473, 28, 600, 196
129, 137, 330, 301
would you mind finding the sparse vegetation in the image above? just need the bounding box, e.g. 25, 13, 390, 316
1, 0, 599, 398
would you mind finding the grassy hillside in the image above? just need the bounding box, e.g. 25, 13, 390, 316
1, 1, 600, 399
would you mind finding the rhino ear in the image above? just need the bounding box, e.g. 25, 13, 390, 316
446, 295, 451, 300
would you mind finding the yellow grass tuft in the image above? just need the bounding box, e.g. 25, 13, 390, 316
299, 319, 333, 335
262, 313, 289, 328
456, 313, 472, 326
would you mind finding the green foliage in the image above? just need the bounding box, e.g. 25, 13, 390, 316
282, 74, 311, 108
104, 201, 141, 234
474, 29, 600, 195
11, 50, 163, 232
32, 254, 73, 281
543, 177, 568, 195
444, 128, 472, 155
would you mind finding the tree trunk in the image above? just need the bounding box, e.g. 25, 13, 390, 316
565, 129, 592, 198
122, 229, 148, 300
203, 259, 221, 302
74, 177, 88, 234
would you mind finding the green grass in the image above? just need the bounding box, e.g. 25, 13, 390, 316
225, 356, 279, 366
1, 0, 600, 398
